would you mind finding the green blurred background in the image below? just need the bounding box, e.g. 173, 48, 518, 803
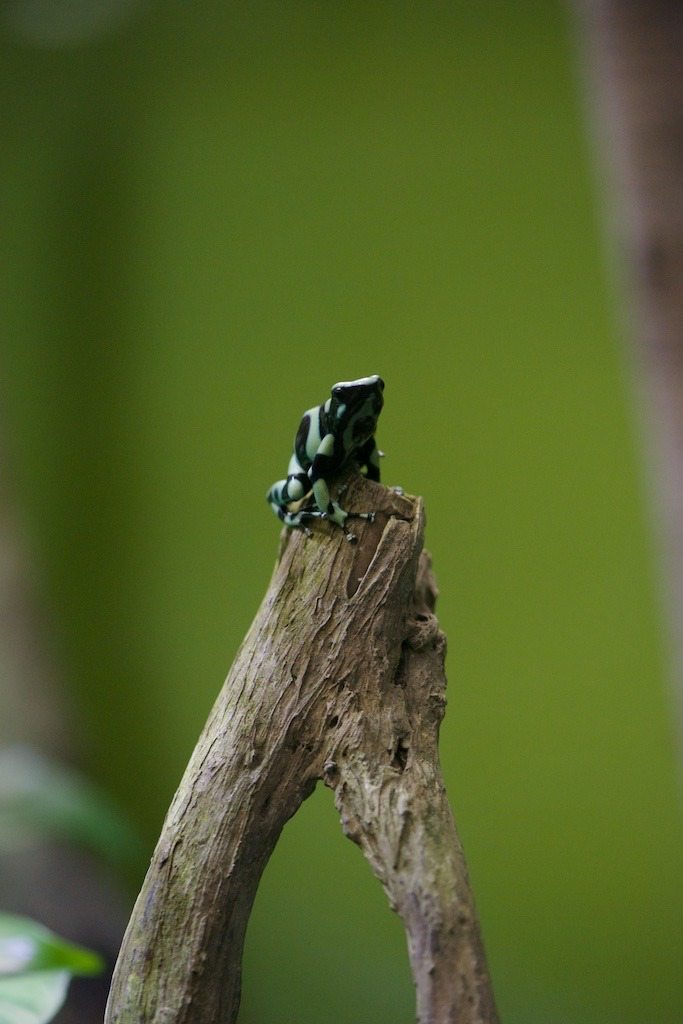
1, 1, 682, 1022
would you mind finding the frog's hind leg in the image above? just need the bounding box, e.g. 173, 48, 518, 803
266, 472, 317, 536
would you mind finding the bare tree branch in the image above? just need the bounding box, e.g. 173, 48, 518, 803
105, 473, 499, 1024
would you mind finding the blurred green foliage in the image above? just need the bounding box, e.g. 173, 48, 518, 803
0, 747, 143, 872
0, 912, 103, 1024
1, 2, 681, 1022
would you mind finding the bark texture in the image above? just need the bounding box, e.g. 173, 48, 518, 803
105, 473, 498, 1024
577, 0, 683, 761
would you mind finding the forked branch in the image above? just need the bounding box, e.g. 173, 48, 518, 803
105, 473, 499, 1024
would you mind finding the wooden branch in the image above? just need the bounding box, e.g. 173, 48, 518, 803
104, 473, 499, 1024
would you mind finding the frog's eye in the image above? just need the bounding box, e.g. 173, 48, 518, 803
332, 386, 344, 397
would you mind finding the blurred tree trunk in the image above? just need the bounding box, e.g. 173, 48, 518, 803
0, 427, 69, 757
577, 0, 683, 770
0, 423, 128, 1024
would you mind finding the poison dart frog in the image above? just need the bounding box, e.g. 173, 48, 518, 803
266, 375, 385, 541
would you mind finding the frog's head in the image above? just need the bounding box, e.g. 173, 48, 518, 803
330, 375, 384, 443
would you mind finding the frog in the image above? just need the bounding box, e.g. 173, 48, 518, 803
266, 374, 385, 541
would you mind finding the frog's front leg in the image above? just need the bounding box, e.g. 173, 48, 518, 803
311, 476, 358, 540
356, 436, 383, 483
310, 434, 374, 542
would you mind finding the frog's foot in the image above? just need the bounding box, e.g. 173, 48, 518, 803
321, 510, 355, 541
346, 511, 376, 523
344, 510, 377, 540
322, 506, 375, 542
286, 516, 315, 538
288, 508, 325, 538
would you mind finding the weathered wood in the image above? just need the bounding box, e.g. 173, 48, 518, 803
105, 473, 499, 1024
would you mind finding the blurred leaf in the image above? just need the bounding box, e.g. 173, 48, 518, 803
0, 913, 103, 1024
0, 970, 69, 1024
0, 747, 144, 872
0, 913, 103, 977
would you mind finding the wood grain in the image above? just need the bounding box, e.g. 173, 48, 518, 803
105, 473, 498, 1024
